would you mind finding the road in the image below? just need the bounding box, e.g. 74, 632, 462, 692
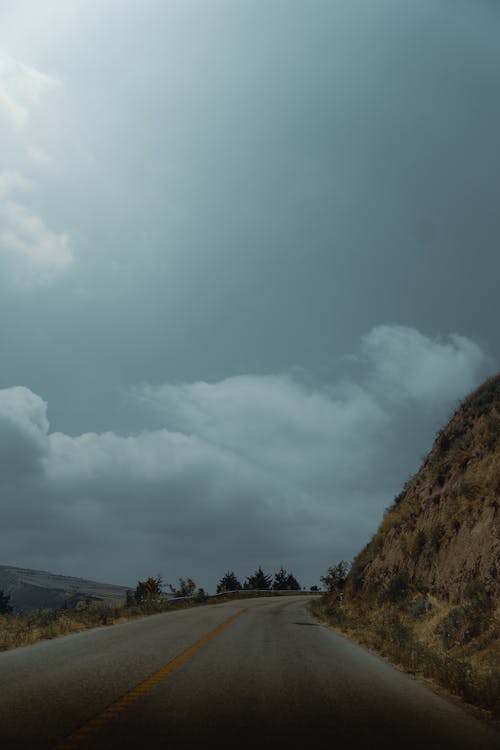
0, 596, 498, 749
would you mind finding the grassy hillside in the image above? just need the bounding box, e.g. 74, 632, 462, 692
312, 374, 500, 717
0, 565, 131, 615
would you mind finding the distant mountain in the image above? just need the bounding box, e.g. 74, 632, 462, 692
348, 373, 500, 603
0, 565, 131, 615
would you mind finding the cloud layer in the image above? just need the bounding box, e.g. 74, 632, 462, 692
0, 52, 57, 129
0, 326, 493, 589
0, 52, 72, 286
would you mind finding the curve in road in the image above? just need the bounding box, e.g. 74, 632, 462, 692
0, 596, 497, 749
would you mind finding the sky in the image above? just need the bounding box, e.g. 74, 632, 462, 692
0, 0, 499, 591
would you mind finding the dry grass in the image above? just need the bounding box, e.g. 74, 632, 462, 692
0, 590, 307, 652
0, 602, 133, 651
0, 596, 218, 651
309, 594, 500, 720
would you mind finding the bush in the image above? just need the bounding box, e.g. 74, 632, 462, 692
194, 587, 208, 603
408, 598, 432, 618
430, 522, 446, 551
169, 578, 196, 598
0, 590, 13, 615
127, 575, 164, 606
436, 588, 493, 651
412, 529, 427, 556
379, 573, 411, 604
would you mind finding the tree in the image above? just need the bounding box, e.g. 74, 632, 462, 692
272, 566, 289, 590
169, 578, 196, 598
127, 575, 163, 606
272, 567, 301, 591
320, 561, 350, 595
244, 566, 272, 590
216, 571, 242, 593
194, 587, 209, 602
0, 589, 13, 615
285, 572, 301, 590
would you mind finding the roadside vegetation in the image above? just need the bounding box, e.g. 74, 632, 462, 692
0, 565, 306, 652
309, 561, 500, 720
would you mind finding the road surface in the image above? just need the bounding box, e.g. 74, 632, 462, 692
0, 596, 498, 749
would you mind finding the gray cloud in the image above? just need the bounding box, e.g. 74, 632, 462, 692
0, 2, 498, 589
0, 326, 492, 588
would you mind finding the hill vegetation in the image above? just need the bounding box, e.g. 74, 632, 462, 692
312, 374, 500, 718
0, 565, 305, 652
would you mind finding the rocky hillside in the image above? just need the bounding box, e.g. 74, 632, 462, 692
348, 374, 500, 603
0, 565, 131, 615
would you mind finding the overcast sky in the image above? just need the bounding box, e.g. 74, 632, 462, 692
0, 0, 498, 590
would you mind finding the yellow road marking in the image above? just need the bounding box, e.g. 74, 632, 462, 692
54, 608, 246, 749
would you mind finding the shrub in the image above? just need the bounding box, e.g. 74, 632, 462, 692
464, 580, 493, 608
436, 588, 493, 651
0, 590, 13, 615
408, 598, 433, 618
430, 522, 446, 551
169, 578, 196, 598
377, 573, 413, 605
412, 529, 427, 556
194, 588, 208, 603
128, 575, 164, 606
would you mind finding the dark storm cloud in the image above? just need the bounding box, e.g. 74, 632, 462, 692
0, 327, 492, 588
0, 2, 499, 585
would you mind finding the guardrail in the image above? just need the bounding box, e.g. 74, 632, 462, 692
166, 589, 321, 603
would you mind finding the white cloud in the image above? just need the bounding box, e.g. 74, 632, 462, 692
0, 326, 493, 587
0, 201, 73, 285
138, 375, 388, 490
26, 145, 54, 167
0, 170, 72, 286
361, 325, 489, 406
0, 385, 49, 438
0, 386, 49, 478
0, 170, 33, 198
0, 53, 57, 129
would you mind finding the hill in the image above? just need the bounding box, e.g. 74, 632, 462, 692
349, 373, 499, 602
313, 373, 500, 716
0, 565, 131, 615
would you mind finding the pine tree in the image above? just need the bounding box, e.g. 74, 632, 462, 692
244, 566, 272, 590
285, 572, 301, 590
272, 566, 289, 590
216, 571, 242, 593
272, 567, 301, 590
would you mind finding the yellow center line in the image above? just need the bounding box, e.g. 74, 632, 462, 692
54, 607, 246, 749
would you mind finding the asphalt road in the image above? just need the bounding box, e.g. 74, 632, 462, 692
0, 596, 498, 749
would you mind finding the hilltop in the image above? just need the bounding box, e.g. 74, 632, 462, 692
349, 373, 499, 603
0, 565, 130, 615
